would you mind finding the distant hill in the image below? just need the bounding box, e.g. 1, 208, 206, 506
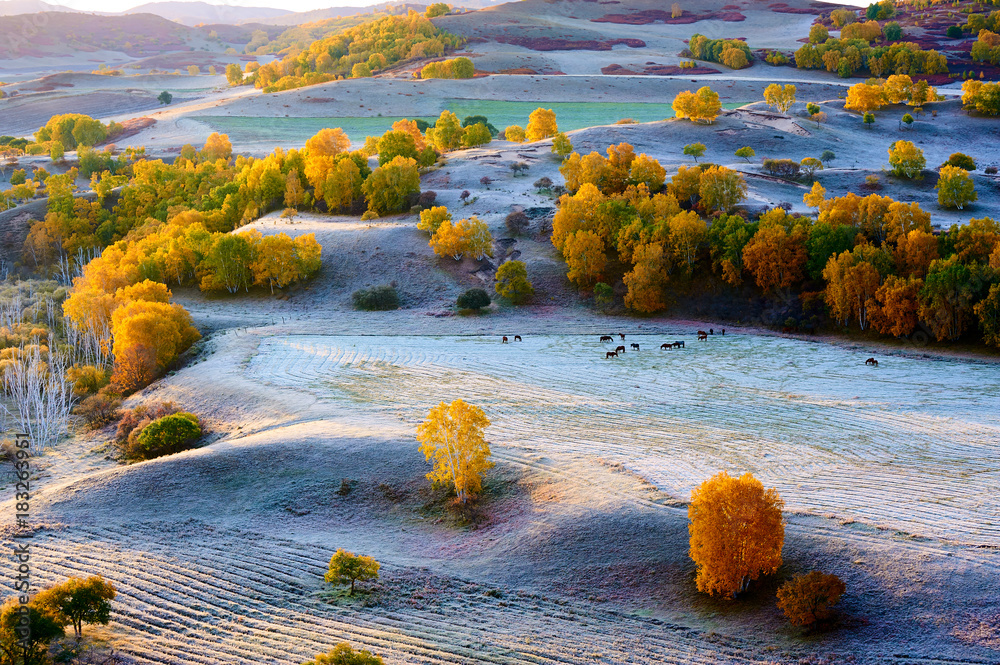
0, 11, 198, 57
0, 0, 76, 15
123, 0, 291, 26
253, 0, 506, 26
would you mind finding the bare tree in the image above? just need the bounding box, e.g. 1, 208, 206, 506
2, 338, 75, 454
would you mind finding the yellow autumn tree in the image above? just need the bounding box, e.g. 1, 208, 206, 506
803, 181, 826, 208
629, 153, 666, 191
305, 128, 351, 157
110, 299, 200, 393
563, 229, 607, 287
525, 108, 558, 142
673, 87, 721, 124
698, 166, 746, 213
688, 471, 784, 598
742, 225, 807, 291
845, 82, 886, 115
763, 83, 796, 114
418, 206, 451, 234
416, 399, 493, 504
623, 242, 667, 313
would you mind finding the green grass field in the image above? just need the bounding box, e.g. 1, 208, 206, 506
193, 101, 749, 145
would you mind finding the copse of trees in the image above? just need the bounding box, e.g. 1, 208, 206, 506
548, 140, 1000, 347
34, 114, 124, 151
844, 75, 937, 116
420, 56, 475, 79
252, 11, 465, 92
794, 37, 947, 78
962, 80, 1000, 116
688, 34, 753, 69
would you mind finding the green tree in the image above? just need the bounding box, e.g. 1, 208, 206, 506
975, 283, 1000, 347
32, 576, 116, 640
49, 141, 64, 162
225, 63, 243, 86
683, 143, 706, 162
0, 598, 64, 665
71, 116, 107, 147
302, 643, 385, 665
426, 110, 464, 152
462, 123, 492, 148
918, 255, 988, 340
425, 2, 450, 17
936, 165, 977, 209
325, 549, 380, 595
735, 146, 755, 162
362, 156, 421, 215
376, 130, 418, 166
494, 260, 533, 304
863, 112, 876, 128
456, 288, 490, 310
351, 62, 372, 78
551, 132, 573, 156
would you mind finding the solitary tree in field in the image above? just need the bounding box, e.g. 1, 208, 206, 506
763, 83, 796, 114
32, 575, 116, 640
494, 260, 534, 304
688, 471, 784, 597
776, 571, 846, 626
683, 142, 706, 162
302, 643, 385, 665
325, 549, 380, 596
0, 598, 63, 664
526, 108, 558, 142
735, 146, 755, 162
888, 140, 925, 178
417, 399, 493, 504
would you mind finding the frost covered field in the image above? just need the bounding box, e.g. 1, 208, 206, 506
248, 333, 1000, 545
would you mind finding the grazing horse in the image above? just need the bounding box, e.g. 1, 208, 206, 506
673, 341, 685, 348
616, 345, 626, 354
865, 357, 878, 366
660, 343, 671, 350
631, 343, 639, 350
514, 335, 522, 342
606, 351, 618, 358
698, 332, 708, 341
619, 333, 626, 340
721, 328, 726, 335
502, 336, 508, 343
709, 328, 714, 335
600, 335, 614, 342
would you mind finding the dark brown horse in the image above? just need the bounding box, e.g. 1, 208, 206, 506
606, 351, 618, 358
616, 345, 626, 354
697, 331, 708, 341
661, 343, 671, 350
619, 333, 625, 340
502, 336, 508, 343
600, 335, 613, 342
673, 341, 685, 348
514, 335, 522, 341
865, 357, 878, 366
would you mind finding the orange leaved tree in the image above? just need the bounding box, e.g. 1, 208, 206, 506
688, 471, 784, 597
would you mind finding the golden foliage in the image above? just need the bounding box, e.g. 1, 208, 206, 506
742, 225, 807, 291
688, 471, 784, 598
305, 128, 351, 158
763, 83, 796, 114
526, 108, 558, 142
672, 87, 721, 123
776, 571, 846, 626
563, 229, 607, 288
623, 242, 667, 313
416, 399, 493, 504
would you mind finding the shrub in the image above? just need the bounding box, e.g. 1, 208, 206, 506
157, 91, 172, 104
115, 401, 179, 447
352, 285, 399, 311
417, 190, 437, 208
302, 643, 384, 665
505, 211, 530, 235
763, 158, 801, 178
456, 288, 491, 311
68, 364, 109, 396
533, 176, 553, 191
76, 393, 121, 430
947, 25, 963, 38
943, 152, 976, 170
594, 282, 613, 308
986, 166, 998, 175
127, 412, 200, 460
821, 150, 836, 164
776, 571, 846, 626
495, 260, 533, 304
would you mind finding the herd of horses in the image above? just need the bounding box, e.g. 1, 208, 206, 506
498, 331, 879, 366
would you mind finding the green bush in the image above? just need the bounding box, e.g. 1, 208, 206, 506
128, 412, 201, 460
456, 288, 490, 310
943, 152, 976, 171
352, 285, 399, 311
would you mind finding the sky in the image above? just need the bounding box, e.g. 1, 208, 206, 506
52, 0, 870, 18
54, 0, 387, 14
